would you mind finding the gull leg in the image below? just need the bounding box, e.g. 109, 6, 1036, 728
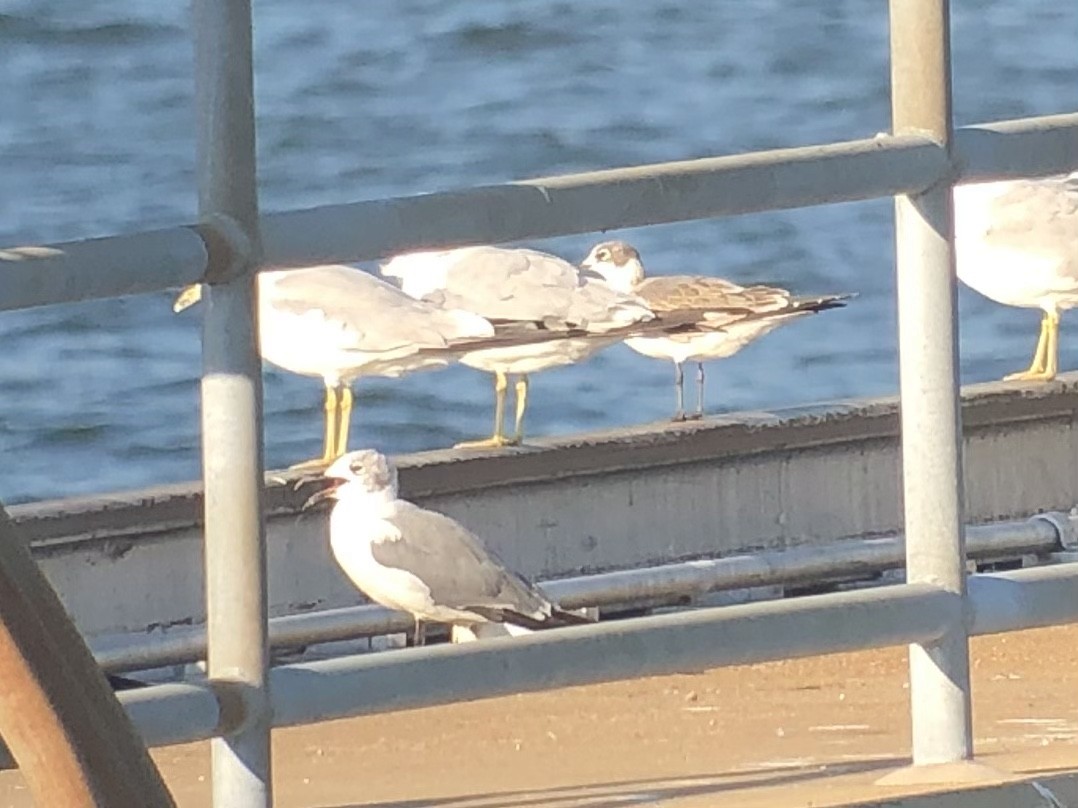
455, 371, 513, 449
511, 374, 529, 445
1005, 311, 1057, 382
413, 618, 425, 648
333, 386, 354, 458
684, 362, 705, 420
1044, 310, 1061, 379
672, 362, 687, 421
290, 383, 340, 470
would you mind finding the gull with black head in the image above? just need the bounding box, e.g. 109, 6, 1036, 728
581, 241, 852, 420
307, 449, 591, 644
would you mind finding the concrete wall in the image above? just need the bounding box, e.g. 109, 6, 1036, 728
11, 375, 1078, 640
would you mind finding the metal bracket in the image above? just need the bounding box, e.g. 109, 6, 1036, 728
189, 214, 255, 285
1030, 509, 1078, 552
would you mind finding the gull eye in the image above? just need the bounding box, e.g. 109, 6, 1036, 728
595, 248, 609, 261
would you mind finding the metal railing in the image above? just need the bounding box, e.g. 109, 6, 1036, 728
87, 512, 1072, 674
2, 0, 1078, 804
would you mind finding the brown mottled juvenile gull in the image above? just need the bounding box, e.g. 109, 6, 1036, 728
581, 241, 851, 420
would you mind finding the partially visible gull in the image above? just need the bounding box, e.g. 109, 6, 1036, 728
382, 246, 655, 448
954, 172, 1078, 381
174, 265, 494, 466
581, 241, 851, 420
308, 449, 591, 644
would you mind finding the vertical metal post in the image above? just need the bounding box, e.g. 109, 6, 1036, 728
889, 0, 973, 766
192, 0, 271, 805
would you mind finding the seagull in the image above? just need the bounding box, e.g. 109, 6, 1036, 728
174, 265, 495, 467
581, 241, 851, 420
382, 246, 655, 448
307, 449, 592, 644
954, 172, 1078, 381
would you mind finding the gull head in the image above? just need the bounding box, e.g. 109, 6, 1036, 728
580, 241, 645, 293
332, 448, 399, 493
303, 449, 399, 509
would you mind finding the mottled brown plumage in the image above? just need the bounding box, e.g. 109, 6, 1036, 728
581, 240, 852, 420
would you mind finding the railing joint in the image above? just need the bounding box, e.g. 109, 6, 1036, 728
190, 213, 255, 285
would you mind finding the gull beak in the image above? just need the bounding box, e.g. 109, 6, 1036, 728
173, 284, 204, 313
301, 479, 344, 511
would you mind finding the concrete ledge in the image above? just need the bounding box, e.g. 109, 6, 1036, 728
10, 374, 1078, 640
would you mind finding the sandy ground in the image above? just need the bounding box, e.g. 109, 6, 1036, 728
3, 625, 1078, 807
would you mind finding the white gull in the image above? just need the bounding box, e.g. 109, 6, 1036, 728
382, 245, 654, 447
310, 449, 591, 644
174, 265, 494, 466
954, 172, 1078, 381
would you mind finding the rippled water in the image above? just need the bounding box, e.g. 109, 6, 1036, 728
1, 1, 1075, 503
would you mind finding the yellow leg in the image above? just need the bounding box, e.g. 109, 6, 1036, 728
1004, 311, 1058, 382
333, 386, 354, 458
455, 371, 513, 449
290, 384, 340, 470
511, 374, 529, 444
1045, 310, 1060, 379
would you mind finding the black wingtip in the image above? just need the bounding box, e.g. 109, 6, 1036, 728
548, 607, 596, 627
475, 605, 596, 631
795, 292, 857, 314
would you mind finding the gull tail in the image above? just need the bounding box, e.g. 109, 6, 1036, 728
502, 606, 595, 631
787, 292, 856, 315
468, 605, 596, 631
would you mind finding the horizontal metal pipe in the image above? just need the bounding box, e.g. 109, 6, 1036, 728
0, 228, 208, 313
120, 683, 222, 748
3, 112, 1077, 312
0, 681, 224, 773
956, 111, 1078, 182
90, 514, 1063, 673
269, 582, 956, 728
549, 517, 1059, 607
969, 564, 1078, 636
106, 562, 1078, 751
259, 134, 946, 267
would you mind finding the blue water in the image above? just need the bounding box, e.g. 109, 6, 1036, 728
2, 1, 1076, 503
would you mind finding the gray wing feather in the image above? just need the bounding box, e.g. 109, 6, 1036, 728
270, 266, 490, 351
372, 503, 551, 618
422, 248, 650, 330
982, 176, 1078, 276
